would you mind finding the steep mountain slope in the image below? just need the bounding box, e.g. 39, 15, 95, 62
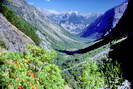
0, 13, 34, 52
80, 2, 127, 40
40, 9, 100, 34
4, 0, 85, 50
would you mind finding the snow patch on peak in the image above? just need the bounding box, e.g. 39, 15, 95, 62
39, 8, 101, 34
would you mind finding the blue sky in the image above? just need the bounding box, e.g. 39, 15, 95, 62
26, 0, 125, 13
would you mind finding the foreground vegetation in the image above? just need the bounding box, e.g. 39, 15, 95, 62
0, 42, 124, 89
0, 45, 65, 89
62, 59, 124, 89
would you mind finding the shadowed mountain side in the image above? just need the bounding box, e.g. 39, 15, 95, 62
108, 0, 133, 87
109, 34, 133, 88
80, 2, 127, 40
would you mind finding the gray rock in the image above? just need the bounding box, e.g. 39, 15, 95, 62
0, 13, 35, 52
118, 80, 131, 89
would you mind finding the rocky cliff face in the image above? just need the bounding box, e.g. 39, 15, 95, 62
0, 13, 34, 52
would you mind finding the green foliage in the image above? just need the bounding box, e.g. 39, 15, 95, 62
0, 45, 64, 89
62, 60, 105, 89
27, 45, 57, 63
38, 64, 64, 89
0, 41, 6, 49
78, 61, 105, 89
99, 59, 124, 89
0, 4, 40, 45
61, 55, 123, 89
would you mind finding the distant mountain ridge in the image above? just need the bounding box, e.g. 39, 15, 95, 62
80, 1, 128, 40
40, 9, 100, 34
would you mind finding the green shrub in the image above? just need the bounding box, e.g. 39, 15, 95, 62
62, 60, 105, 89
78, 61, 105, 89
0, 45, 64, 89
62, 57, 123, 89
99, 59, 124, 89
0, 4, 40, 45
80, 59, 123, 89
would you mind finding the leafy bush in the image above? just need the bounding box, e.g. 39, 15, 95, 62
62, 57, 123, 89
99, 59, 124, 89
0, 4, 40, 45
78, 61, 105, 89
0, 45, 64, 89
62, 60, 105, 89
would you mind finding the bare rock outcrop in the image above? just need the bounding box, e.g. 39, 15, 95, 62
0, 13, 35, 52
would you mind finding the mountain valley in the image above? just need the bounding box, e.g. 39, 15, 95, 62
0, 0, 131, 89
